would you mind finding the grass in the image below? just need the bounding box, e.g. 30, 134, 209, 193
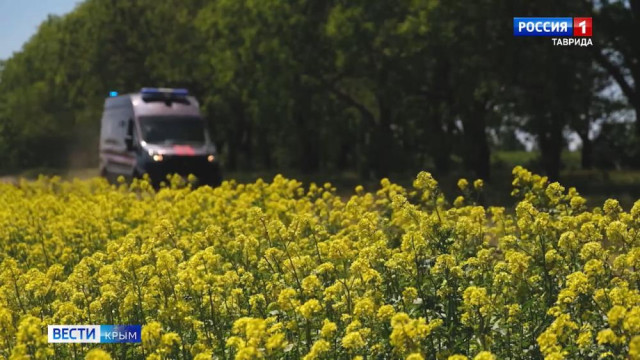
3, 150, 640, 210
560, 169, 640, 210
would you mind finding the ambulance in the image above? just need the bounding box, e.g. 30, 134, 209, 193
99, 88, 222, 186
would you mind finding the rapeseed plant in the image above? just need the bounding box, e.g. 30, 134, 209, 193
0, 168, 638, 359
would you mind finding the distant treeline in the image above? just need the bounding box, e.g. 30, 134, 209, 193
0, 0, 638, 180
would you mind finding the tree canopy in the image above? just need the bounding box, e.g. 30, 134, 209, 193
0, 0, 637, 179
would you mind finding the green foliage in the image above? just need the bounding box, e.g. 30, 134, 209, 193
0, 0, 637, 178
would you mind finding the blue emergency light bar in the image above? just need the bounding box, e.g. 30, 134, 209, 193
109, 91, 119, 97
140, 88, 189, 96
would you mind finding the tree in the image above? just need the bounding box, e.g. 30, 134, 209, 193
323, 0, 442, 178
1, 0, 635, 179
588, 0, 640, 133
508, 0, 604, 180
423, 0, 514, 180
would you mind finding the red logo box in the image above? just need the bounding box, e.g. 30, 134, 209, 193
573, 17, 592, 37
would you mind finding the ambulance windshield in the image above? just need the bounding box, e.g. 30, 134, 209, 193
139, 116, 206, 145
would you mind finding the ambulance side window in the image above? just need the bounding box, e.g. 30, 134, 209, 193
102, 112, 120, 144
118, 116, 128, 141
113, 118, 123, 139
131, 120, 138, 143
125, 119, 136, 150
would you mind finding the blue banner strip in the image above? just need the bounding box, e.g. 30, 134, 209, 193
100, 325, 142, 343
513, 17, 573, 37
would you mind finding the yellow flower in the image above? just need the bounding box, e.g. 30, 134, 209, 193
576, 331, 592, 349
558, 231, 578, 252
607, 305, 627, 328
507, 304, 521, 322
505, 250, 531, 275
11, 315, 52, 359
277, 288, 300, 311
320, 319, 338, 339
354, 297, 376, 319
537, 331, 560, 355
390, 312, 442, 355
193, 351, 213, 360
413, 172, 437, 191
302, 275, 322, 295
462, 286, 491, 319
85, 348, 112, 360
545, 182, 565, 203
377, 304, 396, 321
473, 179, 484, 191
473, 351, 496, 360
457, 179, 469, 191
297, 299, 322, 320
303, 339, 331, 360
596, 328, 622, 345
235, 346, 261, 360
341, 331, 365, 350
629, 335, 640, 360
624, 307, 640, 334
603, 199, 621, 215
570, 195, 586, 210
403, 287, 419, 303
265, 333, 287, 353
1, 167, 639, 360
543, 352, 565, 360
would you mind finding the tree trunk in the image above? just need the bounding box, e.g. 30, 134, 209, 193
540, 142, 562, 181
634, 102, 640, 136
426, 110, 453, 175
580, 133, 593, 169
243, 121, 254, 171
225, 138, 238, 171
295, 85, 319, 174
298, 125, 319, 174
229, 98, 250, 171
258, 129, 271, 170
337, 141, 351, 171
427, 56, 454, 175
462, 104, 491, 180
539, 118, 564, 181
434, 152, 451, 174
370, 98, 393, 178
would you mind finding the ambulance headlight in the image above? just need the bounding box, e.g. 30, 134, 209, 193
147, 149, 164, 162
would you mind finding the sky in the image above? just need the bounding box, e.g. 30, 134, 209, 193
0, 0, 79, 60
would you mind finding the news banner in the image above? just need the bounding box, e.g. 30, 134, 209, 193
48, 325, 141, 344
513, 17, 593, 46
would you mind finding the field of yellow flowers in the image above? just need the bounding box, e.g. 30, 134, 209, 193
1, 167, 640, 360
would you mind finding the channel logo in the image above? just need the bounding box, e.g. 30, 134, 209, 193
513, 17, 592, 37
48, 325, 141, 343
